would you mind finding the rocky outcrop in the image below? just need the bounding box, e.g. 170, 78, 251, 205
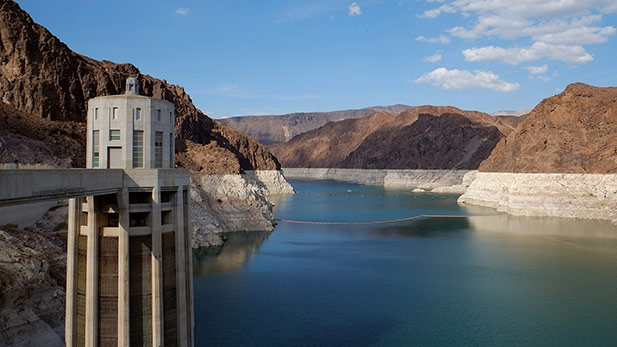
480, 83, 617, 173
283, 168, 475, 194
190, 170, 294, 247
270, 106, 515, 169
0, 207, 68, 347
458, 172, 617, 222
220, 105, 412, 145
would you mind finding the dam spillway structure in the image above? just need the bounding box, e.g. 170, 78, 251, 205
63, 77, 194, 347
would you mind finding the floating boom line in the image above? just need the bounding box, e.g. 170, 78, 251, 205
276, 214, 473, 225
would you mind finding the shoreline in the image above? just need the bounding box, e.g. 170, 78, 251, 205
459, 172, 617, 223
282, 168, 476, 194
191, 169, 295, 248
282, 168, 617, 223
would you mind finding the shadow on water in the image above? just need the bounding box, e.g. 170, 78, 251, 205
193, 231, 271, 275
371, 216, 471, 238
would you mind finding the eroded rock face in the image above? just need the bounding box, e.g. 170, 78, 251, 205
190, 170, 295, 247
0, 210, 67, 347
270, 106, 514, 169
458, 172, 617, 222
480, 83, 617, 173
0, 0, 280, 174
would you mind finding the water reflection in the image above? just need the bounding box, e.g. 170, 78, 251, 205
468, 214, 617, 239
193, 231, 270, 275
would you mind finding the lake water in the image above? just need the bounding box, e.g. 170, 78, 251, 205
193, 179, 617, 346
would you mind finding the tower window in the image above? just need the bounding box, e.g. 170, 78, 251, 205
133, 131, 143, 168
93, 130, 99, 168
94, 108, 98, 120
157, 109, 161, 121
110, 129, 121, 141
112, 107, 118, 120
155, 131, 163, 168
135, 108, 141, 120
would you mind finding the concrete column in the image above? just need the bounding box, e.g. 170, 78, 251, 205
151, 186, 164, 346
85, 196, 99, 347
184, 188, 194, 347
65, 198, 80, 347
117, 189, 130, 346
174, 187, 188, 347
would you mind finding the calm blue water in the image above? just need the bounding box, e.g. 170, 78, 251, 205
193, 179, 617, 346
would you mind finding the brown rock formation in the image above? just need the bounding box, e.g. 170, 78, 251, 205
0, 0, 279, 173
220, 105, 413, 145
270, 105, 514, 169
0, 101, 85, 167
480, 83, 617, 173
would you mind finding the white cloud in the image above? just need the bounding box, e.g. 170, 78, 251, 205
420, 4, 455, 18
462, 42, 593, 65
176, 8, 190, 15
447, 14, 616, 45
532, 24, 616, 45
423, 53, 443, 63
414, 67, 520, 92
444, 0, 617, 19
525, 64, 548, 74
348, 2, 362, 16
419, 0, 615, 65
415, 34, 451, 44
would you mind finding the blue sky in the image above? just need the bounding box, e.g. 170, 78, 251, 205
15, 0, 617, 117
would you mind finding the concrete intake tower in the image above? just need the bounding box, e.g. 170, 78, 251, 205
64, 77, 194, 346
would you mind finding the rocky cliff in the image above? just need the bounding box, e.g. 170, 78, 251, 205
220, 105, 412, 145
270, 106, 515, 169
0, 0, 280, 174
460, 83, 617, 221
480, 83, 617, 173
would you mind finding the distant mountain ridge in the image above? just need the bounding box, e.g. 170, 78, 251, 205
220, 104, 413, 145
270, 105, 518, 170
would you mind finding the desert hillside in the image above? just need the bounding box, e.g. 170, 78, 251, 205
480, 83, 617, 173
0, 0, 279, 174
270, 105, 518, 170
220, 105, 412, 145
